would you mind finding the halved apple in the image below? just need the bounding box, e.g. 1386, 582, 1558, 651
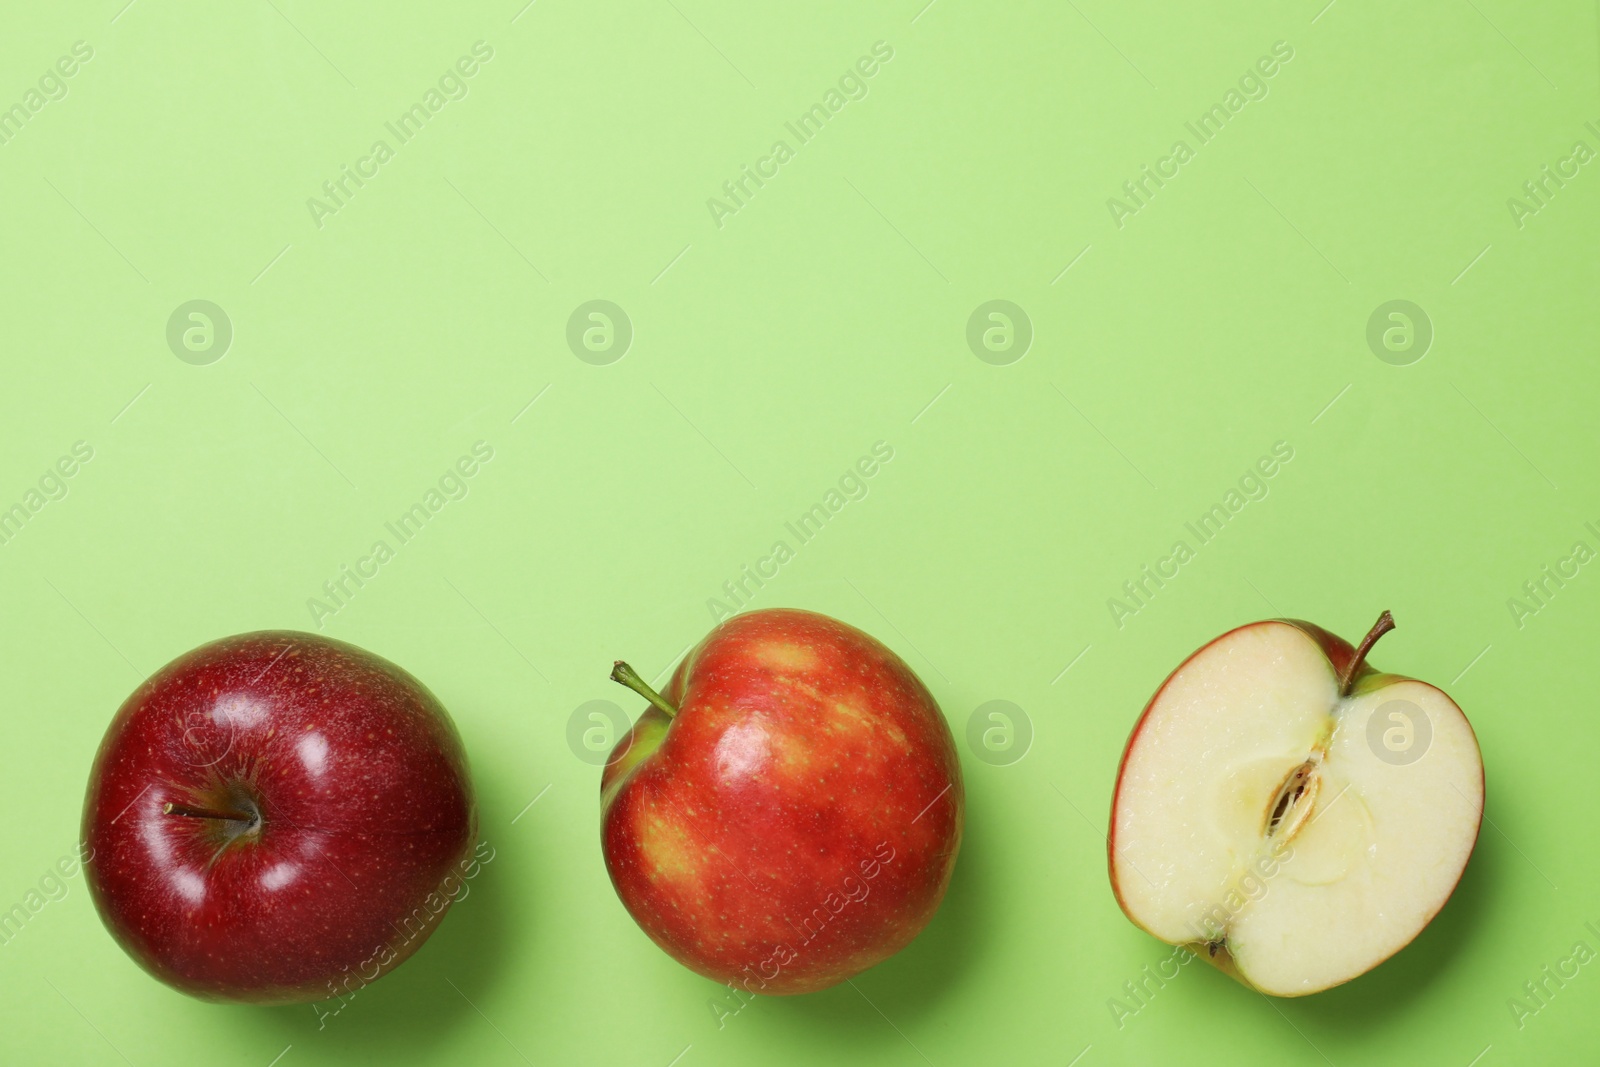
1108, 612, 1484, 996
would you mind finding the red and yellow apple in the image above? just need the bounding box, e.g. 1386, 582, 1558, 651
82, 631, 477, 1003
1109, 611, 1484, 995
601, 608, 963, 994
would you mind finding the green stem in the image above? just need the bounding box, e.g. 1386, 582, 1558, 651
1338, 610, 1395, 697
610, 661, 678, 719
163, 803, 255, 822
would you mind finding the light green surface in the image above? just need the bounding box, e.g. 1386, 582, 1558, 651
2, 1, 1597, 1064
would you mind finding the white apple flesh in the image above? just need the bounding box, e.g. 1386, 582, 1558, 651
1109, 612, 1484, 996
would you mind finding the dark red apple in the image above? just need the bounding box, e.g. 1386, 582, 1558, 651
601, 608, 963, 995
82, 631, 476, 1003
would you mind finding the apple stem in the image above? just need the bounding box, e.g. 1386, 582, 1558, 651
1338, 610, 1396, 697
162, 802, 256, 822
610, 661, 678, 719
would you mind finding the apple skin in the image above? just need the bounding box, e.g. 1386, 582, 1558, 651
1107, 617, 1484, 993
82, 631, 477, 1004
601, 608, 963, 995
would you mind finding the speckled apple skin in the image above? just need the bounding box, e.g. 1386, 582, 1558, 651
82, 631, 476, 1004
601, 609, 964, 995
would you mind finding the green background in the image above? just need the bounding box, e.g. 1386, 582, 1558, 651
2, 0, 1596, 1063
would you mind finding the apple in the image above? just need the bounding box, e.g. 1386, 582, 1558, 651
601, 608, 963, 995
1109, 611, 1484, 996
81, 631, 477, 1003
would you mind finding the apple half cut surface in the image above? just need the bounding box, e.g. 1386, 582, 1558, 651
1108, 612, 1484, 996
